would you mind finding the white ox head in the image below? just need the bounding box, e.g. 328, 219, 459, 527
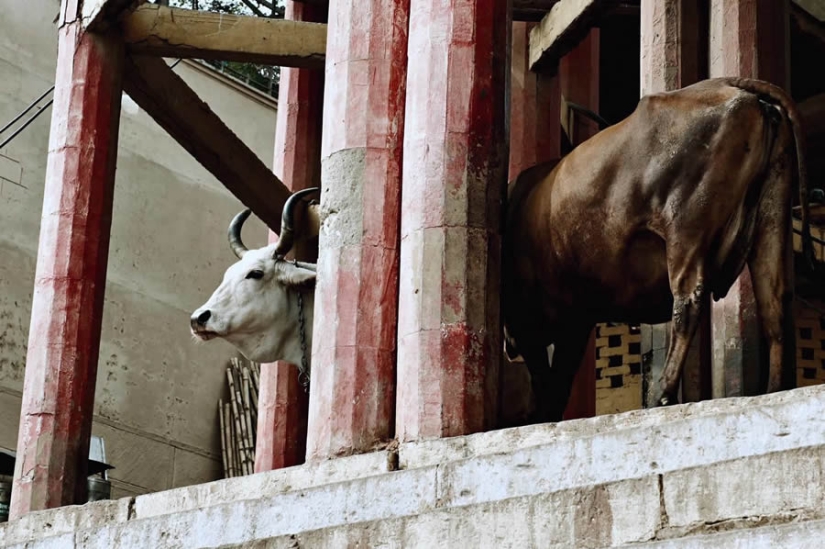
190, 188, 319, 365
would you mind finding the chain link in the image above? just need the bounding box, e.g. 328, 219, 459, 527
297, 290, 310, 392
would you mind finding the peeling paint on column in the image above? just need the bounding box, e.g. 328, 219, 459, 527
396, 0, 509, 442
306, 0, 410, 460
10, 21, 124, 519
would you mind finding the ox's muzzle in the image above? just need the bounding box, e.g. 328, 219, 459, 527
190, 309, 217, 340
191, 309, 211, 330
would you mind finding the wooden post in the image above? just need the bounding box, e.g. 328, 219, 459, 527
639, 0, 710, 404
558, 30, 599, 420
254, 1, 326, 473
709, 0, 790, 397
396, 0, 510, 441
305, 0, 410, 459
9, 13, 124, 518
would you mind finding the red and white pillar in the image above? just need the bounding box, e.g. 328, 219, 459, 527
708, 0, 790, 397
306, 0, 410, 459
10, 17, 124, 517
255, 1, 326, 472
640, 0, 710, 403
396, 0, 510, 441
509, 22, 561, 179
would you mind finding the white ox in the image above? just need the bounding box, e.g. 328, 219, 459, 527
192, 188, 534, 423
190, 188, 320, 374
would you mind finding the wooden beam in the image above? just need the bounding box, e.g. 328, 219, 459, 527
123, 4, 326, 69
795, 0, 825, 21
529, 0, 609, 72
514, 1, 559, 21
793, 1, 825, 42
122, 54, 319, 237
81, 0, 146, 32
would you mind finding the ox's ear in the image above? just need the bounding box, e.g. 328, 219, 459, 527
277, 263, 317, 289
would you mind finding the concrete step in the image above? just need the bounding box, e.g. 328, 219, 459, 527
621, 516, 825, 549
2, 385, 825, 548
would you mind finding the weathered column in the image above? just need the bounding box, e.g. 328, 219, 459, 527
10, 17, 124, 518
306, 0, 409, 459
640, 0, 710, 404
558, 30, 600, 420
255, 1, 325, 472
709, 0, 790, 397
640, 0, 702, 96
396, 0, 510, 440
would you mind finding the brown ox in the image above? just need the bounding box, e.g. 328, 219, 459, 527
503, 77, 814, 422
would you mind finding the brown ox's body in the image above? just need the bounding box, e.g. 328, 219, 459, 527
503, 78, 813, 422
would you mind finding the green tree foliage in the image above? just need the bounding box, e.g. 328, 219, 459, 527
165, 0, 285, 97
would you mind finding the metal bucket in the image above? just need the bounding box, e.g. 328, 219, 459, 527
87, 476, 111, 502
0, 475, 11, 523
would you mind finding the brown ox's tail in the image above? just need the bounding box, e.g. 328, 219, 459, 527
717, 77, 814, 267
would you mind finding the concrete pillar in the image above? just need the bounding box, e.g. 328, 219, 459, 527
558, 30, 600, 420
10, 19, 124, 518
396, 0, 510, 440
306, 0, 410, 459
254, 0, 325, 474
640, 0, 702, 94
640, 0, 710, 404
709, 0, 790, 397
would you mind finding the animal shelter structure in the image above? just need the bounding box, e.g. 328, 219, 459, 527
3, 0, 825, 546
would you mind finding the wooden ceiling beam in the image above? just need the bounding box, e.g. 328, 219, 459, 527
123, 4, 326, 69
528, 0, 608, 72
793, 1, 825, 44
122, 54, 319, 236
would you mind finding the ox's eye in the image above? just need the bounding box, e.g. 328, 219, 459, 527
246, 270, 264, 280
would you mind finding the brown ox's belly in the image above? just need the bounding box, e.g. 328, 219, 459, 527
537, 225, 675, 326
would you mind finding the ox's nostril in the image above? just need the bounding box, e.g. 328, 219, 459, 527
197, 310, 212, 326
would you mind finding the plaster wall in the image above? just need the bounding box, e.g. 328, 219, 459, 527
0, 0, 276, 496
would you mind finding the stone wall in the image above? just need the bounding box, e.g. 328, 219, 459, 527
1, 385, 824, 547
0, 0, 276, 496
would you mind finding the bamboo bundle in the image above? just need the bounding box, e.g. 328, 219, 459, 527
218, 356, 263, 478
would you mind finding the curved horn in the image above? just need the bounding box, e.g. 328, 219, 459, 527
273, 187, 320, 258
227, 209, 252, 259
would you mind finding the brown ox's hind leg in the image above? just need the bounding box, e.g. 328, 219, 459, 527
657, 257, 709, 406
747, 160, 796, 393
523, 323, 594, 423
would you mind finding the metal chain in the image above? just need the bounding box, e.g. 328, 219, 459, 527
297, 290, 310, 392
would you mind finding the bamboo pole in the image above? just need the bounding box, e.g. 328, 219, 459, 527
227, 366, 248, 475
224, 400, 236, 477
217, 357, 265, 477
218, 399, 229, 477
